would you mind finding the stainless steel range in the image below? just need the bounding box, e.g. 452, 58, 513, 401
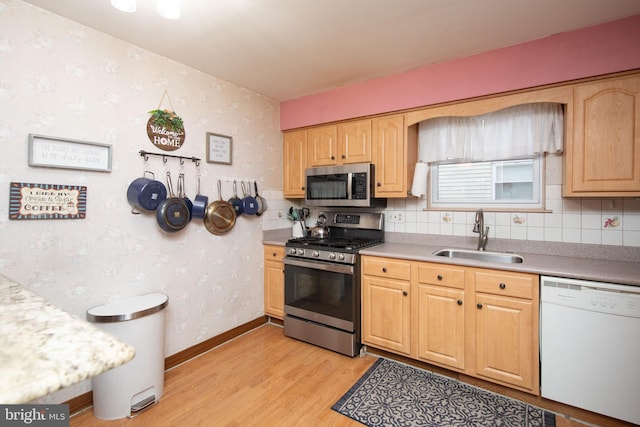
283, 211, 384, 357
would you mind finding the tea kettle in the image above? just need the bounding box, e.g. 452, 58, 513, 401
310, 213, 329, 238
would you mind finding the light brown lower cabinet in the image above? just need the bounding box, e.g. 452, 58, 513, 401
361, 255, 540, 395
263, 245, 285, 319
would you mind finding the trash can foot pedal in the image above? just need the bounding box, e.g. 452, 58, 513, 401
129, 395, 156, 417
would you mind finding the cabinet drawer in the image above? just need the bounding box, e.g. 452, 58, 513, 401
264, 245, 285, 261
474, 271, 535, 299
417, 263, 465, 289
362, 257, 411, 280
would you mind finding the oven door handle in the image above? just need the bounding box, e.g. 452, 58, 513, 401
283, 257, 355, 275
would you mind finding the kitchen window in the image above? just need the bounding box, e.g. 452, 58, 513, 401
415, 103, 563, 210
430, 156, 543, 209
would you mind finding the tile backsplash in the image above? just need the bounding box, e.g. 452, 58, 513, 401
266, 154, 640, 248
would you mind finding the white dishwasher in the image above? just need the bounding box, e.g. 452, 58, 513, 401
540, 276, 640, 425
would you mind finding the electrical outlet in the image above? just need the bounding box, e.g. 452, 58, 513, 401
387, 212, 404, 223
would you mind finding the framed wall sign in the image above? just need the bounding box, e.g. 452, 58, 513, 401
28, 134, 112, 172
206, 132, 232, 165
9, 182, 87, 220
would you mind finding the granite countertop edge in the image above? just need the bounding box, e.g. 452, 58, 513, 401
0, 274, 136, 404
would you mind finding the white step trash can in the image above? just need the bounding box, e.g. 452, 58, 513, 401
87, 293, 169, 420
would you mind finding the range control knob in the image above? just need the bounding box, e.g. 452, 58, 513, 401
329, 252, 336, 259
296, 249, 304, 256
313, 250, 320, 257
338, 253, 345, 260
288, 248, 297, 255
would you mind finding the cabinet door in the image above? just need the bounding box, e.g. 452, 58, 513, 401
307, 125, 338, 167
264, 259, 284, 319
416, 284, 465, 370
568, 74, 640, 195
283, 130, 307, 198
264, 246, 285, 319
372, 115, 406, 197
338, 119, 372, 164
474, 293, 535, 391
362, 275, 411, 355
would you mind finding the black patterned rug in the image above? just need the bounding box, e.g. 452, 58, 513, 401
332, 358, 556, 427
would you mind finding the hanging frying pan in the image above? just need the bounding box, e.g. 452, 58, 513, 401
156, 172, 190, 233
241, 181, 259, 215
228, 180, 243, 216
203, 179, 236, 235
254, 181, 267, 217
192, 175, 208, 219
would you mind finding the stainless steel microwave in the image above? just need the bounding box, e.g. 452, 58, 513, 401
304, 163, 385, 208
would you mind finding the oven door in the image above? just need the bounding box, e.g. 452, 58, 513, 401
283, 256, 358, 332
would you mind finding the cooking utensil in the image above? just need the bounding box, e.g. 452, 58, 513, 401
241, 181, 258, 215
228, 180, 243, 216
156, 172, 190, 232
310, 213, 329, 238
178, 173, 193, 220
127, 171, 167, 213
192, 175, 208, 219
203, 179, 236, 235
254, 181, 267, 217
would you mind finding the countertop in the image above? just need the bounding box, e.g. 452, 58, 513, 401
360, 242, 640, 287
263, 230, 640, 287
0, 274, 135, 404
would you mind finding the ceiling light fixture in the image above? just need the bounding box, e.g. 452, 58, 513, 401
111, 0, 136, 13
110, 0, 180, 19
157, 0, 181, 19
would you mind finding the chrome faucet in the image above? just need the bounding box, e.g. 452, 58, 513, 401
473, 208, 489, 251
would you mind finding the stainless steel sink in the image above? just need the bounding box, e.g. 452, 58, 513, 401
433, 248, 524, 264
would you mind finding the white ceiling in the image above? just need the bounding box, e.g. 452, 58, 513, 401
22, 0, 640, 101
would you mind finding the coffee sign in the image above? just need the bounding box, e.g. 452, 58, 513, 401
147, 109, 185, 152
9, 182, 87, 220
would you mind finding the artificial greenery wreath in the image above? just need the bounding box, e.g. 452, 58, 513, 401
148, 109, 184, 133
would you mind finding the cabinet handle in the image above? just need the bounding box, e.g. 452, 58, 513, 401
377, 182, 381, 187
437, 274, 443, 281
272, 253, 277, 257
301, 186, 305, 190
403, 291, 408, 296
331, 156, 335, 160
477, 303, 483, 309
457, 299, 463, 306
499, 283, 506, 289
382, 267, 387, 273
341, 154, 346, 159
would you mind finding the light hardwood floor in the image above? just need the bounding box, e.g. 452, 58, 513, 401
70, 324, 612, 427
71, 324, 374, 426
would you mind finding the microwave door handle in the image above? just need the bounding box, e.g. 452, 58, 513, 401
347, 172, 352, 200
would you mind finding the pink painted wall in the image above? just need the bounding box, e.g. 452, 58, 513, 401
281, 15, 640, 130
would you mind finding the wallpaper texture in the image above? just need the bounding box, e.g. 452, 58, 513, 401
0, 0, 281, 403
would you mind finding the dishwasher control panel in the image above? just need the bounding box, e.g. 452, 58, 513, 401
541, 276, 640, 318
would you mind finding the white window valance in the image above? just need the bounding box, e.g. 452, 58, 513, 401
418, 103, 564, 163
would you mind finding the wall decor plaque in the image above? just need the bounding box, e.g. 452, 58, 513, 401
206, 132, 232, 165
147, 91, 185, 152
28, 134, 112, 172
9, 182, 87, 220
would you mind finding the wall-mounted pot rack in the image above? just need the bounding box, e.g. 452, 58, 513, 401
139, 150, 201, 166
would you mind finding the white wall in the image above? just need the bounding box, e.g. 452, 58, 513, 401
0, 0, 282, 402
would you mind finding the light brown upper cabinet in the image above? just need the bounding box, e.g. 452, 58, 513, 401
307, 124, 338, 167
283, 129, 307, 198
565, 73, 640, 197
307, 120, 372, 167
372, 115, 418, 198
